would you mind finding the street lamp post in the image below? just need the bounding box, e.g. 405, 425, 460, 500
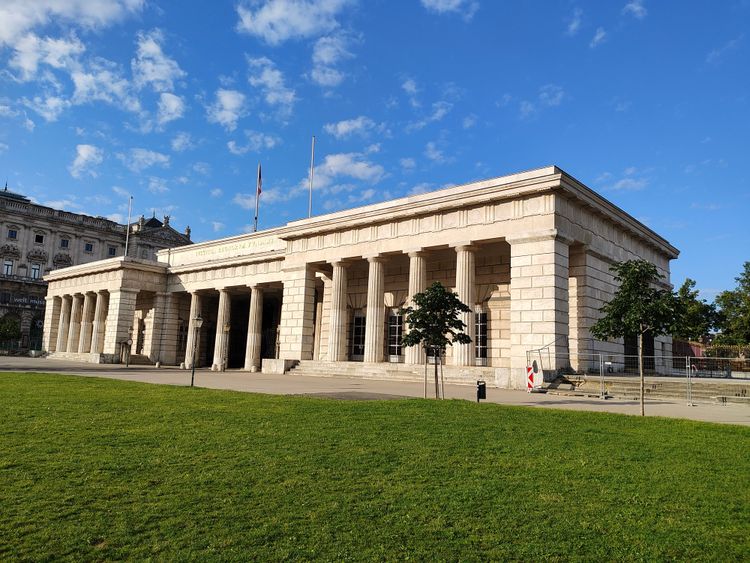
190, 315, 203, 387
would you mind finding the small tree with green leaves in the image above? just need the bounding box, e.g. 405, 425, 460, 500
714, 261, 750, 345
400, 282, 472, 399
0, 315, 21, 348
590, 260, 679, 416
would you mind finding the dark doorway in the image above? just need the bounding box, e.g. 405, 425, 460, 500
261, 295, 281, 359
228, 295, 250, 368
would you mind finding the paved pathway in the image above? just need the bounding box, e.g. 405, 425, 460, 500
1, 356, 748, 426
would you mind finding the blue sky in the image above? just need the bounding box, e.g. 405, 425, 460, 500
0, 0, 747, 299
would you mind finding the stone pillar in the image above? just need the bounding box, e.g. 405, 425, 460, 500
405, 251, 427, 365
78, 292, 95, 353
509, 235, 570, 387
90, 290, 108, 354
56, 295, 72, 353
278, 265, 317, 361
363, 256, 385, 363
102, 289, 138, 356
212, 289, 231, 371
328, 261, 349, 362
159, 293, 181, 365
244, 285, 263, 371
42, 296, 61, 352
145, 291, 169, 364
66, 294, 84, 353
454, 245, 476, 366
184, 292, 202, 369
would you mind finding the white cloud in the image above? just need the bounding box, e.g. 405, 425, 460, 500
0, 0, 144, 46
424, 141, 446, 163
171, 132, 194, 152
589, 27, 607, 48
70, 58, 141, 113
236, 0, 352, 45
232, 192, 257, 210
210, 188, 223, 197
599, 167, 649, 191
706, 36, 743, 65
0, 143, 8, 153
400, 157, 416, 170
132, 29, 185, 92
107, 213, 125, 223
22, 95, 70, 121
9, 33, 85, 80
112, 186, 130, 198
69, 144, 104, 178
118, 148, 170, 172
402, 78, 419, 107
622, 0, 647, 19
193, 162, 211, 175
148, 177, 169, 193
311, 33, 354, 88
409, 182, 432, 195
462, 113, 477, 129
211, 221, 225, 232
407, 100, 452, 131
157, 92, 185, 125
420, 0, 479, 20
566, 7, 582, 36
206, 89, 247, 131
247, 56, 296, 119
519, 84, 565, 119
324, 115, 376, 139
227, 130, 280, 155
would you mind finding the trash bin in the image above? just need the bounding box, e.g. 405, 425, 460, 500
476, 380, 486, 402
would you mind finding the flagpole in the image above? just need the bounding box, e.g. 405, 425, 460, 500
308, 135, 315, 218
254, 162, 261, 233
124, 195, 133, 258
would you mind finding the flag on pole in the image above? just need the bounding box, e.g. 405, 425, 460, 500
254, 163, 261, 232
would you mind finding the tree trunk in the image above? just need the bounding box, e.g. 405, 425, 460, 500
639, 329, 645, 416
433, 346, 439, 399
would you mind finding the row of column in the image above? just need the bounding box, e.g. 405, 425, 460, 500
183, 285, 264, 372
53, 291, 109, 354
328, 245, 478, 366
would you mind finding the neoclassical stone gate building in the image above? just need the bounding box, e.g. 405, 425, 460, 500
42, 167, 679, 388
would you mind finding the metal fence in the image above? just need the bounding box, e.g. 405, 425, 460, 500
525, 349, 750, 405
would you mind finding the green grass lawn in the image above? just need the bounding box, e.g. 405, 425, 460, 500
1, 372, 748, 561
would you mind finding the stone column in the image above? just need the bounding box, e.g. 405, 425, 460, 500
212, 289, 231, 371
90, 290, 108, 354
102, 289, 138, 357
244, 285, 263, 371
328, 261, 349, 362
78, 292, 95, 353
145, 291, 169, 364
42, 296, 61, 352
184, 292, 202, 369
405, 251, 427, 365
508, 235, 570, 387
454, 245, 477, 366
66, 294, 84, 353
158, 293, 181, 365
278, 265, 317, 361
363, 256, 385, 363
56, 295, 72, 353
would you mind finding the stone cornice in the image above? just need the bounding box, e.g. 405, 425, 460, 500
44, 256, 168, 282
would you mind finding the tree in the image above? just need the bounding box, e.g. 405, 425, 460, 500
590, 260, 679, 416
673, 278, 718, 342
400, 282, 472, 399
0, 315, 21, 345
714, 262, 750, 345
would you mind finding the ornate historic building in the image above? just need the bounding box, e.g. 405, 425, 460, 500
42, 167, 679, 388
0, 185, 191, 350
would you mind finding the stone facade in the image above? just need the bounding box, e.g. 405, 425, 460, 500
42, 166, 679, 388
0, 185, 191, 351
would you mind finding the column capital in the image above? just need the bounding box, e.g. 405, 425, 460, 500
331, 260, 351, 268
365, 255, 385, 264
452, 242, 478, 253
406, 249, 426, 258
506, 230, 575, 246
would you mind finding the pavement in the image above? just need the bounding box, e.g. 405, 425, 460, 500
1, 355, 748, 427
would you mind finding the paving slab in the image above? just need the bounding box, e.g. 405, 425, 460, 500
0, 356, 748, 426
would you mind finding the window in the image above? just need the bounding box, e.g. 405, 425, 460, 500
388, 310, 403, 359
7, 229, 17, 240
30, 263, 41, 279
475, 310, 488, 364
60, 238, 69, 249
84, 242, 94, 253
3, 260, 13, 275
34, 234, 44, 244
349, 313, 366, 361
108, 246, 117, 257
